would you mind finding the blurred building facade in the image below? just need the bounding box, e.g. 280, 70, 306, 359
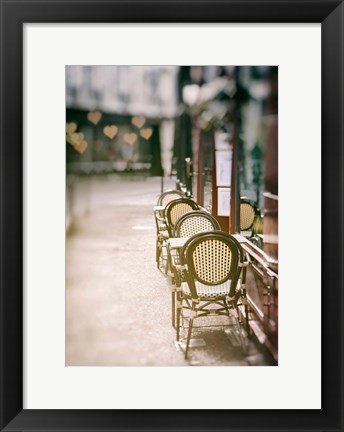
66, 65, 178, 175
66, 66, 178, 118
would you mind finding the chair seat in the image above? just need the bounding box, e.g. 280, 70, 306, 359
181, 280, 232, 298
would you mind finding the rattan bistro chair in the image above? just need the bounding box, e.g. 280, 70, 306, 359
240, 198, 260, 235
164, 197, 199, 238
155, 190, 185, 269
174, 211, 221, 238
162, 198, 199, 276
159, 190, 185, 207
176, 231, 248, 359
168, 211, 221, 327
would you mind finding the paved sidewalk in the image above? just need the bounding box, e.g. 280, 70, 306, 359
66, 175, 272, 366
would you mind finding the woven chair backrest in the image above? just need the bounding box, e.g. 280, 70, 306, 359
174, 211, 221, 238
181, 230, 245, 265
240, 199, 257, 231
158, 190, 185, 207
182, 232, 242, 296
165, 198, 199, 236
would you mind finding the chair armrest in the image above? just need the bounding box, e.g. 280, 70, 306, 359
155, 213, 165, 223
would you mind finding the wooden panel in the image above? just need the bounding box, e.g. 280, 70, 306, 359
241, 241, 278, 363
263, 192, 278, 261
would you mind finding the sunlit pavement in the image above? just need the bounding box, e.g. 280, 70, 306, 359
66, 175, 272, 366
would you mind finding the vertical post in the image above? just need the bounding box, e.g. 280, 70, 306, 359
231, 67, 242, 234
197, 129, 205, 206
185, 158, 192, 197
230, 123, 239, 234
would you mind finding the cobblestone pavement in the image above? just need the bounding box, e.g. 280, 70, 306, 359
66, 175, 273, 366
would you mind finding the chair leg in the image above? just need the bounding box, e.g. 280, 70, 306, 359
175, 291, 182, 342
185, 317, 194, 359
156, 239, 161, 268
185, 303, 196, 359
160, 243, 168, 272
171, 285, 175, 328
235, 309, 246, 354
244, 302, 250, 336
176, 297, 181, 341
236, 318, 244, 349
223, 300, 231, 322
165, 255, 169, 275
242, 289, 250, 337
176, 308, 181, 342
241, 273, 250, 336
165, 244, 172, 275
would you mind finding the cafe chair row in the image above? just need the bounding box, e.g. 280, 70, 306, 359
155, 191, 199, 271
153, 190, 250, 359
154, 189, 185, 269
166, 210, 221, 325
174, 231, 249, 358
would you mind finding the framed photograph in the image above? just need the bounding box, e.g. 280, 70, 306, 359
215, 150, 232, 186
217, 187, 231, 216
1, 1, 343, 432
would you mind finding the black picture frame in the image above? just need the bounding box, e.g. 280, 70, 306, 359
0, 1, 343, 431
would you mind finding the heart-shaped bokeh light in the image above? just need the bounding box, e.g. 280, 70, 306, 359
140, 128, 153, 140
124, 133, 137, 145
73, 140, 88, 154
66, 122, 77, 135
70, 132, 84, 145
103, 125, 118, 139
87, 111, 102, 125
131, 116, 146, 129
